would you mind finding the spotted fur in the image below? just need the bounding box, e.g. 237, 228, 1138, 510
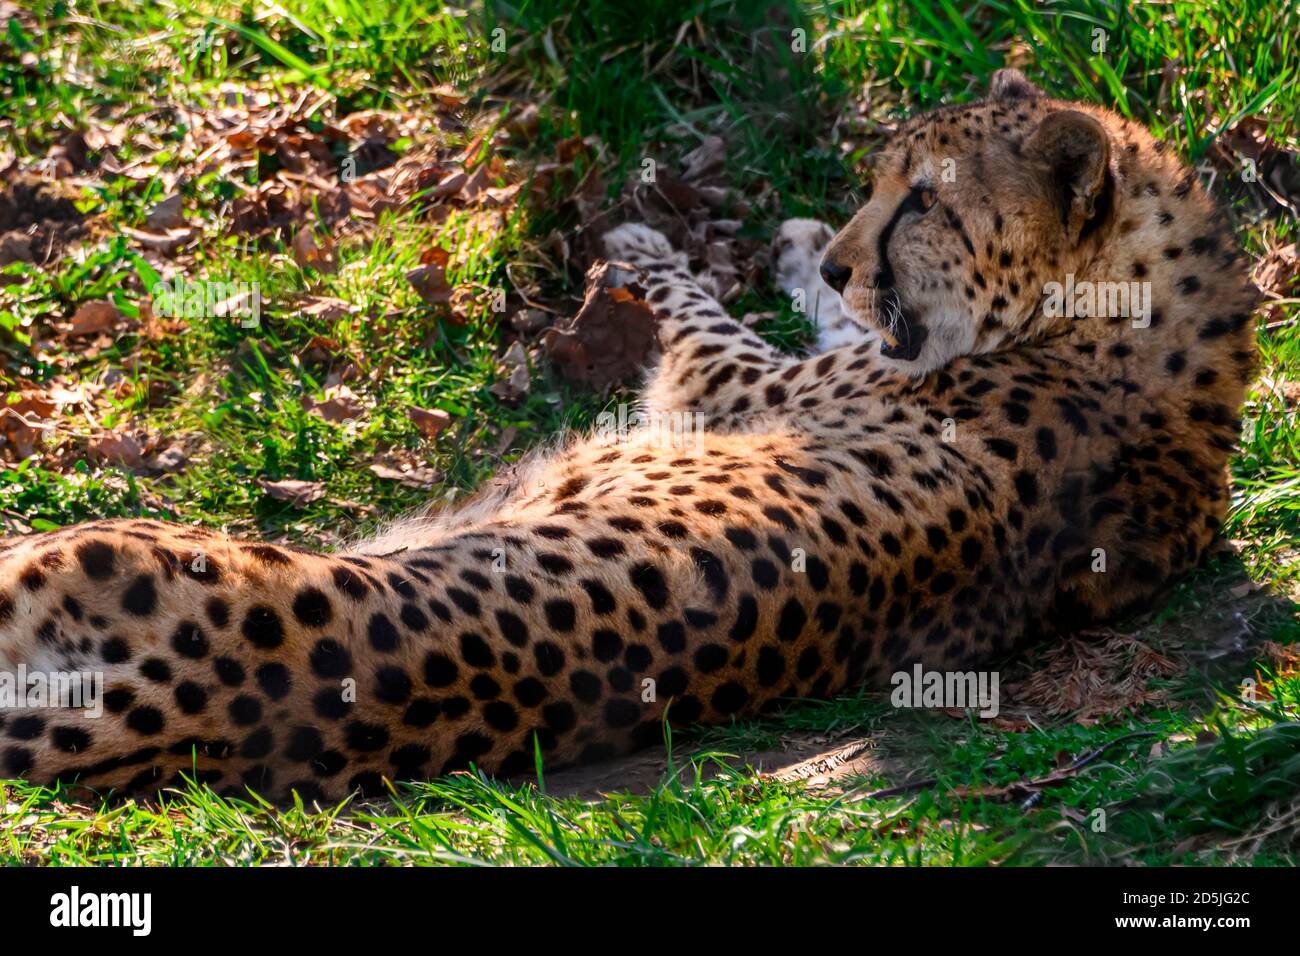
0, 72, 1256, 801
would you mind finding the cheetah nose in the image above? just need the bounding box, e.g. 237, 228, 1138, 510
819, 257, 852, 294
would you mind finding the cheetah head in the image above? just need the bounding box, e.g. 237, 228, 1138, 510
821, 69, 1120, 373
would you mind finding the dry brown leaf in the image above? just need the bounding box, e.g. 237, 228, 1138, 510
0, 389, 56, 461
258, 477, 326, 506
68, 300, 121, 337
368, 462, 440, 489
303, 384, 365, 422
90, 430, 145, 469
143, 194, 185, 231
149, 445, 189, 473
490, 341, 531, 404
408, 406, 452, 438
542, 260, 659, 392
291, 225, 337, 273
407, 246, 452, 304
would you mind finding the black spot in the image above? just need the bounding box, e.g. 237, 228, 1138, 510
1036, 427, 1057, 461
711, 682, 749, 714
256, 662, 292, 700
446, 587, 480, 617
797, 647, 822, 680
423, 652, 459, 687
285, 726, 324, 762
534, 641, 566, 676
656, 620, 687, 653
4, 747, 33, 775
751, 558, 780, 590
126, 706, 165, 735
292, 587, 333, 627
544, 598, 577, 632
331, 565, 370, 601
171, 621, 209, 659
580, 579, 617, 615
628, 562, 669, 610
313, 688, 350, 720
488, 609, 528, 648
214, 656, 245, 686
101, 637, 131, 664
694, 644, 727, 672
400, 603, 430, 632
206, 596, 230, 628
483, 701, 519, 731
368, 613, 400, 652
345, 721, 389, 752
169, 682, 209, 718
757, 647, 785, 686
310, 639, 353, 678
52, 726, 92, 753
460, 632, 495, 667
241, 605, 284, 649
470, 674, 500, 700
103, 688, 134, 713
604, 698, 640, 729
140, 658, 172, 683
513, 677, 547, 707
121, 575, 157, 616
76, 540, 116, 579
776, 598, 806, 642
592, 630, 623, 662
229, 695, 263, 726
537, 553, 574, 576
504, 575, 535, 604
403, 699, 440, 727
730, 595, 758, 642
311, 750, 348, 777
1014, 470, 1040, 507
7, 715, 45, 740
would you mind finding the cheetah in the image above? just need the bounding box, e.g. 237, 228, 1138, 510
0, 70, 1257, 802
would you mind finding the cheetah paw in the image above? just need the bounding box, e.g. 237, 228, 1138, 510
602, 223, 684, 268
773, 218, 837, 316
773, 218, 867, 352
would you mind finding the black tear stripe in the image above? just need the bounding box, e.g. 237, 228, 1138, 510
873, 186, 931, 290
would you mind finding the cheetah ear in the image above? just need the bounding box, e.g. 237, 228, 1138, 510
1026, 110, 1112, 245
990, 68, 1042, 101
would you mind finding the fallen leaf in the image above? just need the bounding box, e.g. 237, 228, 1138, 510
490, 341, 531, 403
258, 478, 326, 506
542, 260, 659, 392
1229, 579, 1262, 598
408, 406, 452, 438
149, 445, 189, 473
407, 246, 452, 304
0, 390, 56, 461
291, 225, 337, 273
68, 300, 121, 336
124, 225, 193, 256
368, 462, 440, 489
144, 193, 185, 231
303, 384, 365, 422
90, 430, 145, 469
510, 308, 550, 334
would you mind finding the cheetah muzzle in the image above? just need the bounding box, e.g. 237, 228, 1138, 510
0, 70, 1258, 802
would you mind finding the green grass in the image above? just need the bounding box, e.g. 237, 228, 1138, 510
1, 0, 1298, 865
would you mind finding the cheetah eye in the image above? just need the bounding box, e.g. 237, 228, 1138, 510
916, 186, 937, 211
